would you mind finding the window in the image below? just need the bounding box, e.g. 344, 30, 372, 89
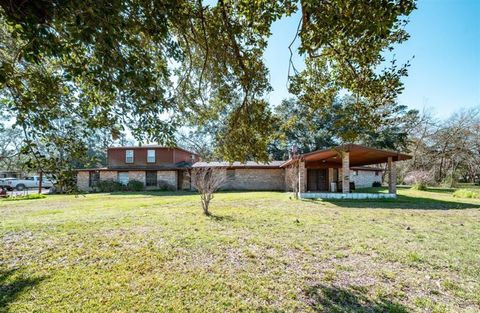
125, 150, 134, 163
227, 169, 235, 179
118, 172, 129, 185
146, 171, 157, 187
147, 149, 156, 163
89, 171, 100, 187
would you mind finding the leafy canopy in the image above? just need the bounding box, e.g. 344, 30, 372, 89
0, 0, 416, 172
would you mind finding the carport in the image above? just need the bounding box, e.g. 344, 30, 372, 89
281, 144, 412, 199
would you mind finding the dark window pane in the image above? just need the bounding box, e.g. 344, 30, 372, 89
89, 171, 100, 187
146, 171, 157, 187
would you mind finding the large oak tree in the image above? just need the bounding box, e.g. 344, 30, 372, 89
0, 0, 416, 186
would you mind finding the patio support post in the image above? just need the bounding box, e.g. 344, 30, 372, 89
342, 152, 350, 193
388, 157, 397, 194
298, 159, 306, 194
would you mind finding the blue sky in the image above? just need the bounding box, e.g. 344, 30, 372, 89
264, 0, 480, 119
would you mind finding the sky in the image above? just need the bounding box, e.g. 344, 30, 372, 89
264, 0, 480, 119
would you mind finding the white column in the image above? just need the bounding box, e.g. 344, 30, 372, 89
342, 152, 350, 193
328, 168, 334, 192
388, 157, 397, 194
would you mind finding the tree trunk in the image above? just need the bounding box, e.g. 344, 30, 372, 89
38, 170, 43, 194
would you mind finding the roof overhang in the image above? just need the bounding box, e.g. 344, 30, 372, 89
281, 144, 411, 167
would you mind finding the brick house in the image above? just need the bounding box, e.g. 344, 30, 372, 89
77, 146, 200, 191
77, 144, 411, 199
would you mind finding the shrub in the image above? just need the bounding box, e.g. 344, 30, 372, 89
412, 182, 427, 191
127, 180, 144, 191
157, 180, 175, 191
95, 180, 124, 192
441, 175, 458, 188
4, 194, 47, 201
453, 189, 479, 199
372, 181, 382, 187
403, 171, 434, 185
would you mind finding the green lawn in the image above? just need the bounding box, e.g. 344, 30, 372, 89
1, 188, 480, 312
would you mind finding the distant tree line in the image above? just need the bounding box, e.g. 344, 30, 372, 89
399, 108, 480, 187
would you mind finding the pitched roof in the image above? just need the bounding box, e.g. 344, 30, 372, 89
192, 161, 284, 169
281, 144, 411, 167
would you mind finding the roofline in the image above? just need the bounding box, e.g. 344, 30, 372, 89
280, 144, 411, 167
106, 146, 199, 156
76, 167, 188, 171
193, 165, 282, 169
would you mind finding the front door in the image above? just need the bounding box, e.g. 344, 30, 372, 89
307, 169, 328, 192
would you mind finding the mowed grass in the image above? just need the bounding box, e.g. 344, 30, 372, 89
1, 188, 480, 312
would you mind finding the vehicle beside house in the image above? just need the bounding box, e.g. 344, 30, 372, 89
3, 176, 55, 191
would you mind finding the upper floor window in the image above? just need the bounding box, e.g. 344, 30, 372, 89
125, 150, 134, 163
147, 149, 156, 163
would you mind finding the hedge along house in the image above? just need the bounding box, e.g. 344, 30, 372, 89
281, 144, 412, 199
76, 146, 200, 191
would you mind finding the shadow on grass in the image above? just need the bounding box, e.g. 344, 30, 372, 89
0, 269, 44, 310
207, 213, 235, 222
304, 195, 480, 210
305, 284, 409, 313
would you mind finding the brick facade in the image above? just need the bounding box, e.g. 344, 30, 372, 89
77, 171, 90, 191
100, 171, 117, 181
224, 168, 285, 191
351, 170, 382, 188
157, 170, 178, 190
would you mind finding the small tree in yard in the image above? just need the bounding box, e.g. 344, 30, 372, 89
285, 158, 300, 199
190, 167, 227, 216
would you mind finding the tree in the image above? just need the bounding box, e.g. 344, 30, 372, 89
190, 167, 226, 216
399, 108, 480, 186
285, 157, 301, 199
0, 0, 416, 183
269, 97, 418, 159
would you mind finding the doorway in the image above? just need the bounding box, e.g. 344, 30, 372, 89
307, 169, 329, 192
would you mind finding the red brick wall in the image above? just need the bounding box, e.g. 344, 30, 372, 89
107, 147, 197, 168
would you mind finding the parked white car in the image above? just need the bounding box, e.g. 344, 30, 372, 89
3, 176, 54, 191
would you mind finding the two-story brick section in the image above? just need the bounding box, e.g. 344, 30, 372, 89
77, 144, 411, 199
77, 146, 200, 191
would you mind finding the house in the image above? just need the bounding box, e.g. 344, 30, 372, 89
0, 171, 21, 178
77, 144, 411, 199
76, 146, 200, 191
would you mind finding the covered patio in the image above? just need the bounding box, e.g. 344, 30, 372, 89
282, 144, 411, 199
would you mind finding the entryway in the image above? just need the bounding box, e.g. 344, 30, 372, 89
307, 169, 329, 192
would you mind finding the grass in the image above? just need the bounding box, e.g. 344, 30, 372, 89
3, 194, 47, 201
453, 189, 479, 199
1, 188, 479, 312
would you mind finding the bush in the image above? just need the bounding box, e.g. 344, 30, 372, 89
441, 175, 458, 188
95, 180, 124, 192
453, 189, 479, 199
372, 181, 382, 187
404, 170, 434, 186
4, 194, 47, 201
412, 182, 428, 191
127, 180, 144, 191
157, 180, 175, 191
